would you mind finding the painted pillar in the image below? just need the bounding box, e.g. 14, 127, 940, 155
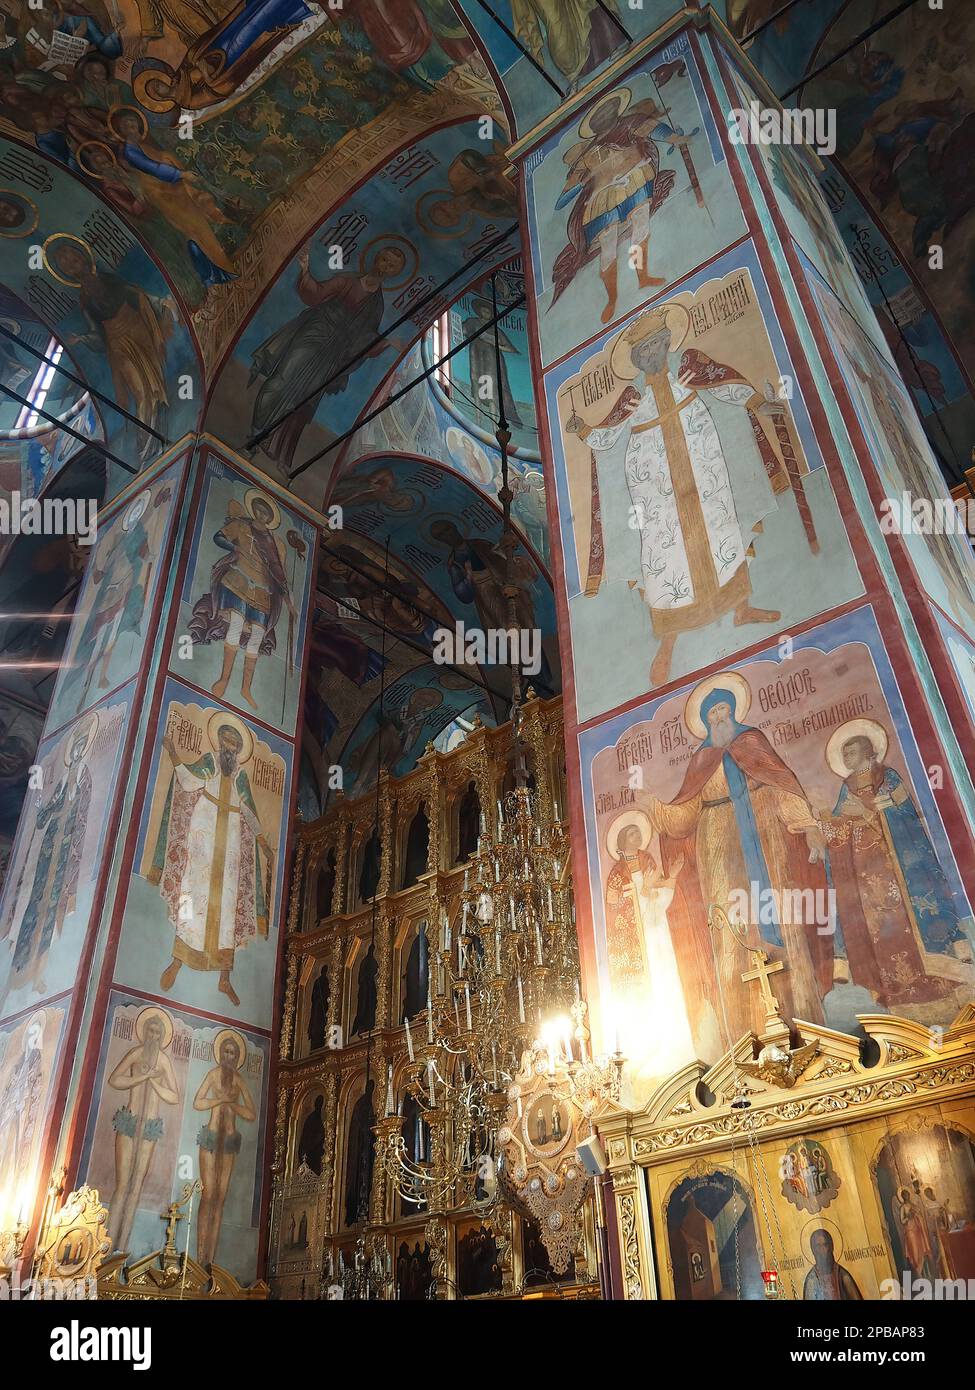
0, 436, 318, 1285
511, 11, 975, 1294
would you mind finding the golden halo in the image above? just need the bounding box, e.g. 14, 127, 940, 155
63, 711, 98, 766
606, 808, 652, 861
42, 234, 96, 288
358, 234, 417, 290
207, 710, 254, 766
0, 189, 39, 240
75, 140, 118, 180
243, 487, 281, 530
135, 1005, 174, 1048
684, 671, 751, 741
800, 1215, 845, 1265
825, 718, 889, 778
610, 302, 692, 381
416, 189, 471, 239
213, 1028, 247, 1068
107, 103, 149, 141
122, 488, 151, 531
579, 86, 632, 139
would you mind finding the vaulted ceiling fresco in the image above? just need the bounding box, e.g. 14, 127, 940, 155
1, 0, 973, 810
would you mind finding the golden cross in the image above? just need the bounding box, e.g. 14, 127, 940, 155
741, 951, 784, 1017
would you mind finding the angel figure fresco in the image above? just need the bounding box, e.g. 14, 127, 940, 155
43, 234, 173, 458
549, 84, 697, 324
106, 1005, 180, 1253
248, 238, 414, 472
564, 304, 819, 688
603, 807, 694, 1079
817, 718, 974, 1012
188, 488, 298, 714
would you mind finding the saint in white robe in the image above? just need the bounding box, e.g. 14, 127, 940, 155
149, 754, 269, 971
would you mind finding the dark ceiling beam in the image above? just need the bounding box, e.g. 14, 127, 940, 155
0, 380, 138, 475
246, 222, 519, 451
288, 293, 526, 481
740, 0, 807, 47
778, 0, 923, 102
0, 323, 167, 444
471, 0, 566, 98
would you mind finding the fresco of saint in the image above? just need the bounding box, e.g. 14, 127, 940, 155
603, 809, 694, 1077
549, 87, 695, 322
43, 235, 173, 458
188, 489, 296, 713
638, 674, 833, 1047
2, 713, 97, 1000
565, 306, 795, 687
511, 0, 625, 92
193, 1028, 256, 1269
248, 241, 412, 471
106, 1005, 179, 1253
55, 488, 165, 720
819, 719, 973, 1012
150, 714, 275, 1009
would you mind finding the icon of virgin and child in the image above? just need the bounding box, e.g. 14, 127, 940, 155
603, 671, 974, 1078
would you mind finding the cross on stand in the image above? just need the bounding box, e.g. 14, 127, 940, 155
741, 950, 789, 1042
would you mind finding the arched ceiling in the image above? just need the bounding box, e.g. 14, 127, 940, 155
305, 453, 557, 809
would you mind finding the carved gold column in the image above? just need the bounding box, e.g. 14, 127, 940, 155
287, 839, 308, 935
606, 1133, 657, 1301
522, 693, 554, 823
320, 1068, 339, 1237
377, 769, 393, 898
424, 1214, 450, 1301
326, 933, 343, 1049
279, 948, 301, 1062
374, 907, 394, 1031
332, 807, 350, 915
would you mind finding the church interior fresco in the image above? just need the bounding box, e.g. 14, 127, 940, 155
0, 0, 974, 1328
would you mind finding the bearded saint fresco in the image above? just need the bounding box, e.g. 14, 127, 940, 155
635, 675, 833, 1053
819, 719, 972, 1012
149, 713, 276, 1010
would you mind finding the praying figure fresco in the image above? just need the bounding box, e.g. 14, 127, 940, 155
582, 607, 975, 1103
106, 1005, 180, 1253
81, 999, 268, 1280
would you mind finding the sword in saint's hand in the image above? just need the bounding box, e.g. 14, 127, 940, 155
648, 64, 712, 225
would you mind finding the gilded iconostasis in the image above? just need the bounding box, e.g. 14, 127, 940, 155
0, 1, 973, 1328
